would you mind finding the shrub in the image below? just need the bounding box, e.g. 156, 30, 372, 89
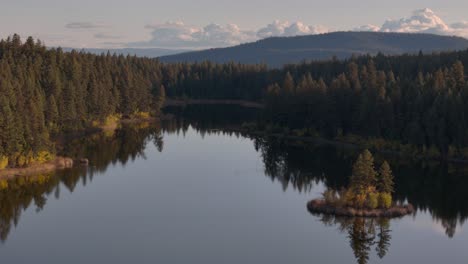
134, 112, 151, 119
366, 192, 379, 209
25, 151, 34, 165
344, 190, 356, 207
104, 114, 121, 126
354, 193, 367, 208
35, 151, 55, 164
16, 155, 27, 167
379, 193, 392, 209
0, 156, 8, 169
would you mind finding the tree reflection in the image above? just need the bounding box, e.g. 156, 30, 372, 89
2, 104, 468, 243
166, 105, 468, 238
0, 124, 164, 243
253, 135, 468, 238
318, 214, 392, 264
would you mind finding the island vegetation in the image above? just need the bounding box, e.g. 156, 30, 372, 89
308, 149, 414, 217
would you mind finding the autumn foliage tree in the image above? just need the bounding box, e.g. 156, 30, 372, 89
345, 150, 395, 209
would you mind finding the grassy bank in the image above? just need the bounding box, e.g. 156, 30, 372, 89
0, 157, 74, 180
0, 113, 159, 179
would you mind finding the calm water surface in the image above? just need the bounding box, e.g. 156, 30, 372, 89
1, 105, 467, 264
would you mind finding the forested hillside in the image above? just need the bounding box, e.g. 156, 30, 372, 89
0, 35, 267, 168
0, 35, 166, 168
263, 52, 468, 159
3, 34, 468, 167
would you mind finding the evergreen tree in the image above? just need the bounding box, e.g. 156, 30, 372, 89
350, 149, 377, 194
377, 161, 394, 193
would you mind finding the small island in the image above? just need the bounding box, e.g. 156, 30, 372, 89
308, 149, 414, 218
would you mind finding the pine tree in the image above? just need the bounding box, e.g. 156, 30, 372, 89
156, 84, 166, 109
377, 161, 394, 193
46, 95, 59, 131
350, 149, 377, 194
282, 72, 295, 94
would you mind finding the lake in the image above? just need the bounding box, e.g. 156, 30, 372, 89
0, 105, 467, 264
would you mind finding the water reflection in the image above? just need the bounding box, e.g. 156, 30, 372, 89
0, 174, 55, 241
1, 104, 468, 246
164, 105, 468, 239
316, 214, 392, 264
0, 123, 164, 243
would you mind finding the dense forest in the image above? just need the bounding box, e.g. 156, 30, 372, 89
0, 35, 264, 168
3, 34, 468, 168
263, 52, 468, 159
0, 35, 165, 168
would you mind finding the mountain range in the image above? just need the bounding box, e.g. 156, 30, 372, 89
158, 31, 468, 67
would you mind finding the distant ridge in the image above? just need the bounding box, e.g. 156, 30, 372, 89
159, 32, 468, 67
61, 47, 188, 58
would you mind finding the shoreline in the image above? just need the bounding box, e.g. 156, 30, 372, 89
307, 199, 415, 218
163, 99, 264, 109
1, 116, 158, 181
0, 156, 74, 180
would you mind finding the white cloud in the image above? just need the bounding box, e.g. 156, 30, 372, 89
129, 8, 468, 49
131, 21, 256, 48
257, 20, 328, 38
353, 24, 380, 32
380, 8, 450, 34
450, 21, 468, 37
132, 20, 329, 48
256, 20, 290, 38
355, 8, 468, 38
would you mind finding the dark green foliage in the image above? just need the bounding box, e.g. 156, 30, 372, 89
0, 35, 267, 167
350, 150, 377, 194
377, 161, 394, 193
264, 54, 468, 159
0, 35, 164, 165
4, 34, 468, 167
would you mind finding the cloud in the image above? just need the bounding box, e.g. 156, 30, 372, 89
257, 20, 328, 38
380, 8, 450, 34
353, 24, 380, 32
128, 8, 468, 49
94, 32, 122, 39
130, 21, 256, 48
65, 22, 106, 29
355, 8, 468, 38
450, 21, 468, 37
132, 20, 328, 49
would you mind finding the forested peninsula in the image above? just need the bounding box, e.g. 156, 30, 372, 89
2, 34, 468, 172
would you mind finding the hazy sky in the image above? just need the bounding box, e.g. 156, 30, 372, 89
1, 0, 468, 49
